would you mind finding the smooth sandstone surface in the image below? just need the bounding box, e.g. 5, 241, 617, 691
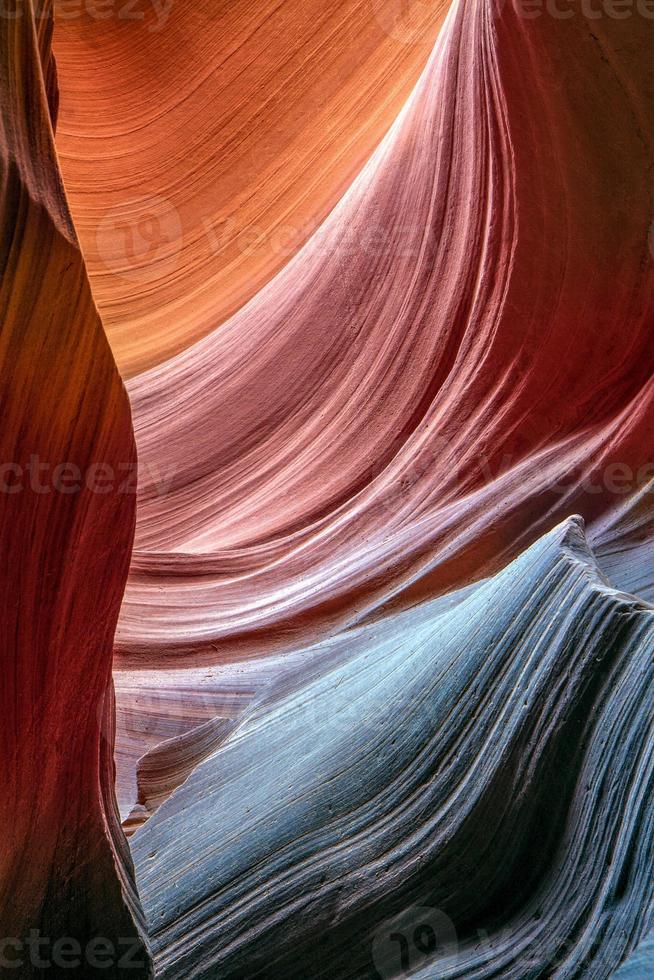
3, 1, 654, 977
0, 3, 151, 975
53, 0, 448, 375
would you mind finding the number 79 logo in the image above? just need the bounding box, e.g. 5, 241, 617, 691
372, 905, 458, 977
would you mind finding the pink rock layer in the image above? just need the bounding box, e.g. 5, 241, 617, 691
113, 0, 654, 670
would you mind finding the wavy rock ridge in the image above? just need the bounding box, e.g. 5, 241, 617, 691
109, 0, 654, 676
2, 0, 654, 977
133, 519, 654, 978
